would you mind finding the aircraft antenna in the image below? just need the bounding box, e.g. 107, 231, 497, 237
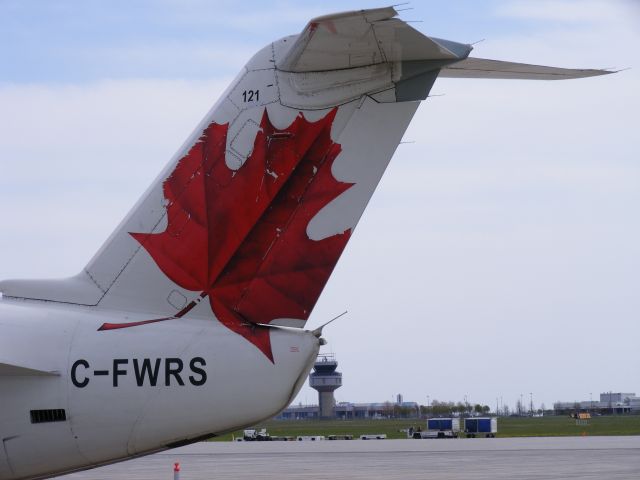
312, 311, 348, 337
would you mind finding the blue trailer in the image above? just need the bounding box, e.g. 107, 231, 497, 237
411, 418, 460, 438
428, 418, 455, 431
463, 417, 498, 438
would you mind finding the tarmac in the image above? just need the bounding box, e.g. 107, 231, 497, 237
61, 436, 640, 480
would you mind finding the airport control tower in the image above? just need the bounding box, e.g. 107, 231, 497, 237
309, 354, 342, 418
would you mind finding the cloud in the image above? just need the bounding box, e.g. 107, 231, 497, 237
0, 78, 230, 278
496, 0, 630, 24
156, 1, 326, 32
0, 0, 323, 82
481, 1, 640, 70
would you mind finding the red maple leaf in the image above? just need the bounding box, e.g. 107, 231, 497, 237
101, 108, 353, 362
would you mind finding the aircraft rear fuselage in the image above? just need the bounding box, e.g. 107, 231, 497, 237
0, 301, 319, 480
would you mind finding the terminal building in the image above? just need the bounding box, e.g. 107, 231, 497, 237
278, 399, 421, 420
554, 392, 640, 414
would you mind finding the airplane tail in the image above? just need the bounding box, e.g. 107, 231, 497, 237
0, 7, 612, 360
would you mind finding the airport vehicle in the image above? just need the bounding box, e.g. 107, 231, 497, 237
427, 418, 460, 439
463, 417, 498, 438
0, 6, 611, 480
242, 429, 271, 441
411, 418, 460, 438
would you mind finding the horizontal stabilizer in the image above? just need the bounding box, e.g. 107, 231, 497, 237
0, 361, 59, 376
440, 57, 614, 80
277, 7, 470, 72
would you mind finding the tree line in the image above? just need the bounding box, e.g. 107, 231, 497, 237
421, 400, 491, 416
380, 400, 492, 418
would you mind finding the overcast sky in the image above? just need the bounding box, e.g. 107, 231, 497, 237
1, 0, 638, 411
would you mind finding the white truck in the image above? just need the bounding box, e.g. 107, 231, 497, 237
239, 428, 271, 441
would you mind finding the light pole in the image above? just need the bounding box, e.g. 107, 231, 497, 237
529, 392, 533, 415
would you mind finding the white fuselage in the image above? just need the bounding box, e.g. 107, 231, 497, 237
0, 301, 319, 480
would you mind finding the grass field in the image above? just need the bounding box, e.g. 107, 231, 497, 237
212, 415, 640, 441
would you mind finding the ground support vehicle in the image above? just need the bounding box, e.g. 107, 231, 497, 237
464, 417, 498, 438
